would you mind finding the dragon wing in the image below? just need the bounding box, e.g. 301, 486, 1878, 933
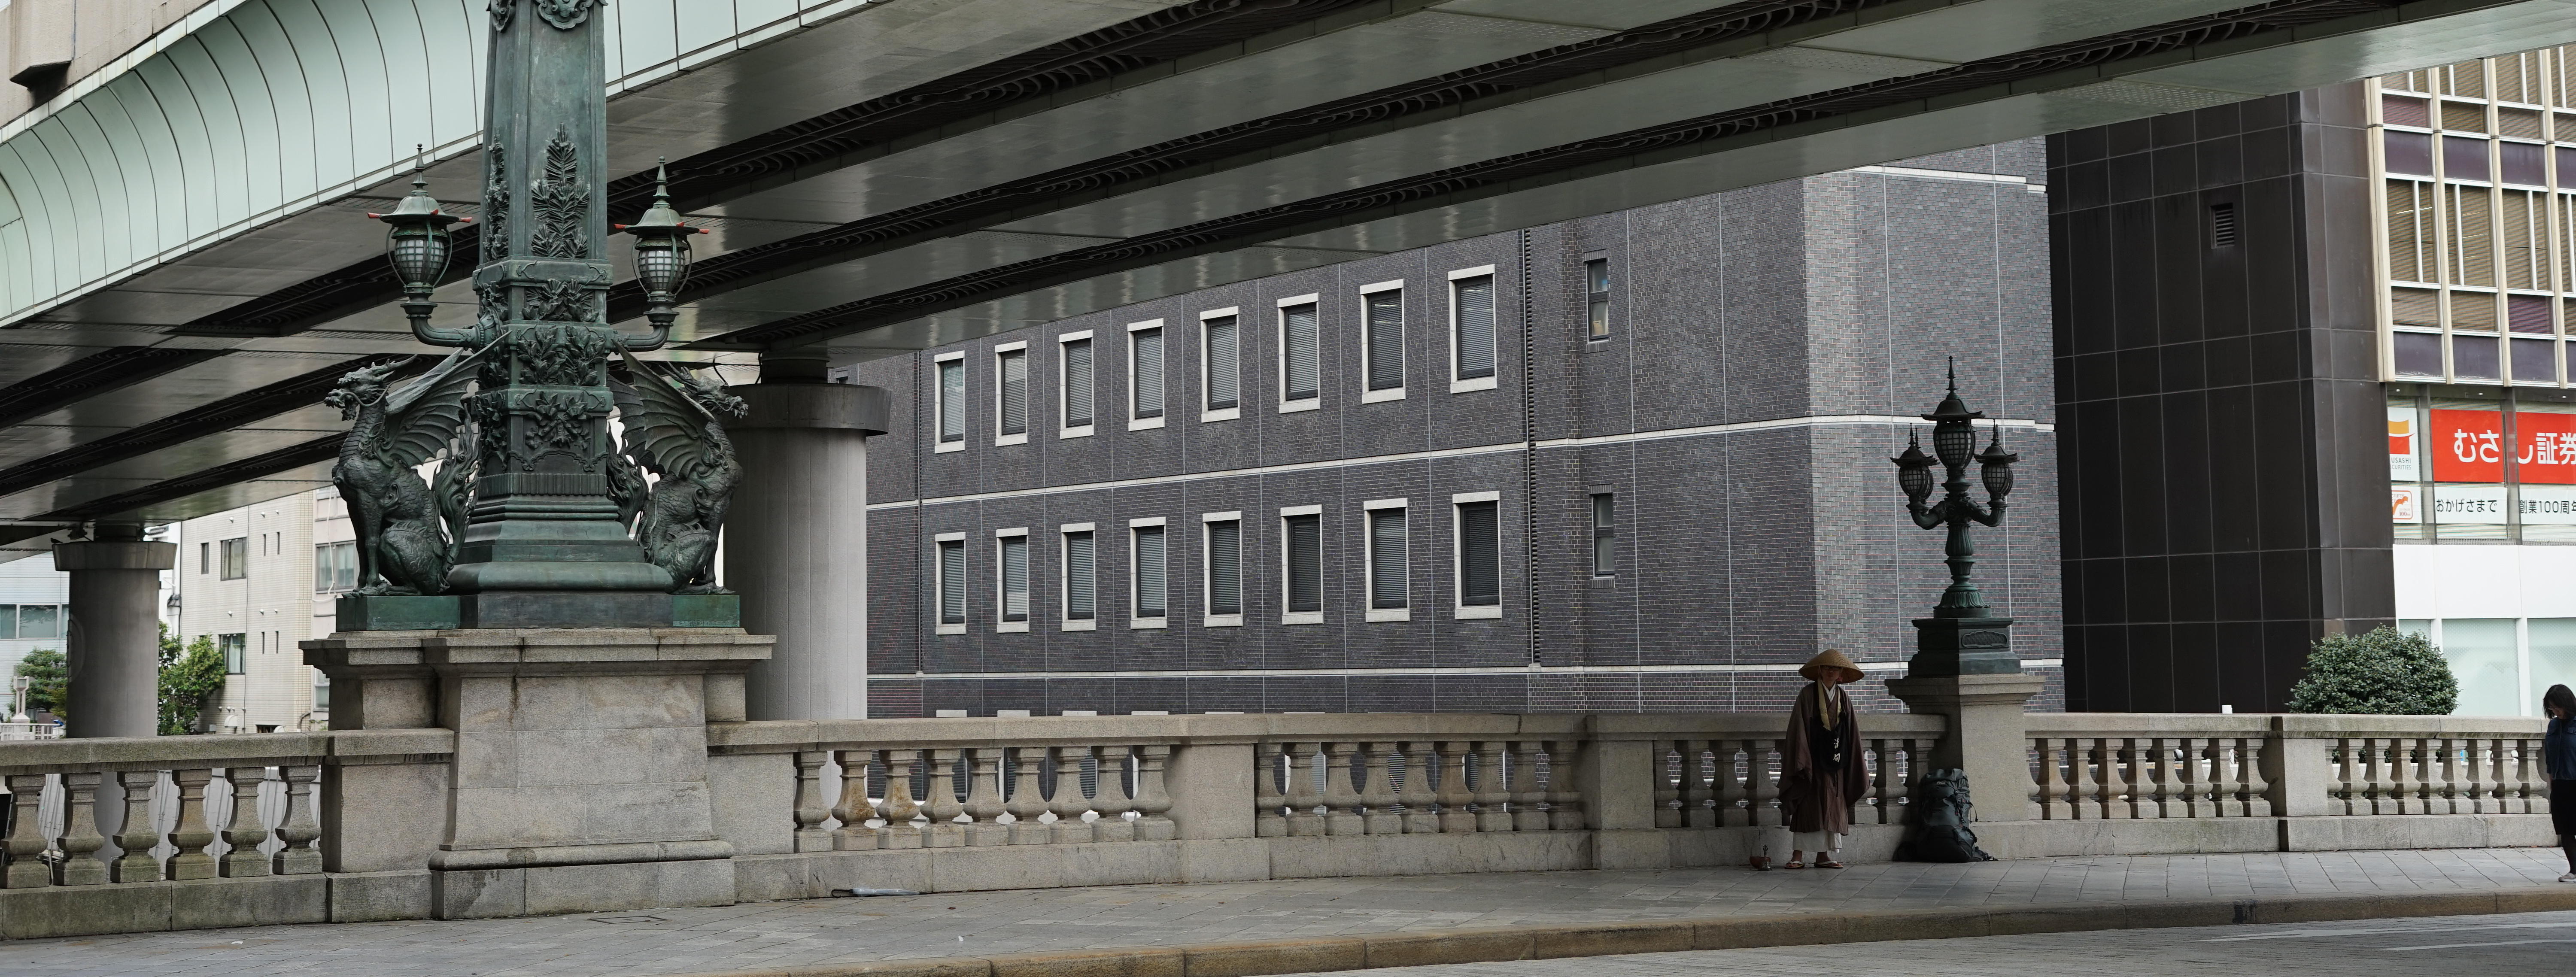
610, 350, 718, 477
382, 346, 485, 468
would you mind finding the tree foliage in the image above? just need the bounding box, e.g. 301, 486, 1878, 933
2285, 626, 2459, 715
12, 646, 66, 718
158, 625, 225, 735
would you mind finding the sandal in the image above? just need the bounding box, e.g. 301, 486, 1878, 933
1815, 858, 1844, 869
1783, 859, 1805, 869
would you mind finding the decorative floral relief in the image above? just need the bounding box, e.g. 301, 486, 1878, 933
482, 144, 509, 263
513, 325, 614, 387
528, 129, 589, 260
535, 0, 598, 30
488, 0, 515, 31
519, 390, 598, 471
526, 279, 594, 323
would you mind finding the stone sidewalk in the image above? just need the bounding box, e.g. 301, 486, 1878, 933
6, 849, 2574, 977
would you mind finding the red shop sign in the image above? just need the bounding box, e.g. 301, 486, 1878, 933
2431, 408, 2505, 482
2516, 411, 2576, 485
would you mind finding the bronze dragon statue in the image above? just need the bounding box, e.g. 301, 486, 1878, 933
322, 349, 483, 595
611, 352, 746, 594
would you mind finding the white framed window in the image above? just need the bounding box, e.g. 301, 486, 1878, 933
1201, 308, 1241, 422
1202, 511, 1242, 627
1061, 523, 1097, 631
1452, 491, 1502, 618
1280, 504, 1322, 624
1449, 266, 1498, 392
1364, 498, 1408, 622
1128, 319, 1166, 430
1059, 331, 1095, 438
1590, 490, 1616, 577
995, 528, 1030, 632
933, 352, 966, 453
993, 341, 1029, 445
1130, 517, 1168, 629
1360, 279, 1405, 402
934, 532, 968, 634
1277, 294, 1320, 413
1584, 255, 1610, 341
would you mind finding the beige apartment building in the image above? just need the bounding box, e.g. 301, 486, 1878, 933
162, 488, 350, 732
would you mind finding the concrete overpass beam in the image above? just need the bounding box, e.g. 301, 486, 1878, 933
52, 524, 175, 738
726, 351, 889, 720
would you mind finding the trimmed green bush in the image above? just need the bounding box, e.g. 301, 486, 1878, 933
2285, 625, 2459, 715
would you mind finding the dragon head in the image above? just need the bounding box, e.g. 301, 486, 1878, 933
680, 369, 747, 420
323, 361, 406, 419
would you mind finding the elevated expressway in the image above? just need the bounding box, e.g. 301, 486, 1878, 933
0, 0, 2567, 556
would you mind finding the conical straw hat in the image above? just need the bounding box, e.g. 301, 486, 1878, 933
1798, 649, 1864, 684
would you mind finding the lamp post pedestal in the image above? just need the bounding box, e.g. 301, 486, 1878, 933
1908, 614, 2019, 678
1883, 671, 2044, 822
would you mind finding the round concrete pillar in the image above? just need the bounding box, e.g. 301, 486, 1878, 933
726, 376, 888, 720
52, 528, 176, 738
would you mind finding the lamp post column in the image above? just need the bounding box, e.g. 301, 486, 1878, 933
726, 349, 888, 719
53, 524, 175, 738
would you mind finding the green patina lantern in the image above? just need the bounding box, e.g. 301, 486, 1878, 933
368, 161, 470, 343
614, 160, 707, 343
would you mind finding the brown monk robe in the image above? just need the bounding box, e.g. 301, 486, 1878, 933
1780, 649, 1867, 869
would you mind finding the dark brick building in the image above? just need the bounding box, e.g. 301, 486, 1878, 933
852, 143, 2062, 718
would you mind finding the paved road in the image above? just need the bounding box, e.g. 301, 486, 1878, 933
1270, 908, 2576, 976
3, 849, 2569, 976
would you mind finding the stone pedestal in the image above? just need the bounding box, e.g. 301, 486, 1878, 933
304, 627, 771, 918
52, 532, 175, 738
725, 376, 887, 720
1885, 672, 2042, 822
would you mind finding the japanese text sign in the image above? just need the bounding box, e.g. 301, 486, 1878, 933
2431, 409, 2505, 482
2514, 410, 2576, 484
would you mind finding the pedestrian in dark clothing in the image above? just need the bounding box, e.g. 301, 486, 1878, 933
1782, 649, 1868, 869
2546, 683, 2576, 883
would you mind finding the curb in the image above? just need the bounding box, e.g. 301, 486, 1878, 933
672, 885, 2576, 977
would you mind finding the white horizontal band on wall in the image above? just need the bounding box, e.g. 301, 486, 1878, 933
893, 660, 2065, 680
872, 414, 2054, 511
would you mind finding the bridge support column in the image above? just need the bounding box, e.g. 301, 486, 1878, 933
726, 351, 889, 720
52, 525, 175, 738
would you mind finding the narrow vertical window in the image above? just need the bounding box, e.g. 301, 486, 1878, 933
1585, 258, 1610, 339
937, 358, 966, 443
1281, 302, 1319, 402
1456, 499, 1500, 609
1205, 519, 1242, 617
1063, 531, 1096, 622
1133, 525, 1167, 619
1452, 274, 1496, 382
1284, 513, 1321, 615
998, 534, 1030, 624
938, 539, 967, 626
1061, 338, 1093, 429
1204, 314, 1240, 412
1364, 285, 1403, 391
996, 349, 1028, 437
221, 634, 246, 674
198, 541, 210, 574
1131, 327, 1165, 419
1591, 493, 1615, 576
1368, 507, 1407, 610
2207, 203, 2236, 248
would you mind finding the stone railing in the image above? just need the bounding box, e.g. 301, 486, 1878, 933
2006, 713, 2551, 857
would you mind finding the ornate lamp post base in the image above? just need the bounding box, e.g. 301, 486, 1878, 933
336, 591, 740, 631
1908, 614, 2019, 678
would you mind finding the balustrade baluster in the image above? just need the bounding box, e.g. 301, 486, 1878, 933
2517, 738, 2544, 814
1747, 740, 1783, 827
2028, 738, 2061, 820
1879, 739, 1908, 824
1473, 742, 1515, 832
2081, 738, 2113, 819
2146, 738, 2175, 819
2420, 738, 2445, 813
1680, 740, 1716, 828
272, 765, 321, 875
1133, 744, 1176, 840
1437, 741, 1479, 832
791, 751, 834, 852
54, 771, 106, 886
2172, 738, 2207, 819
834, 749, 879, 850
923, 748, 967, 847
1402, 742, 1442, 833
4, 774, 49, 888
1006, 747, 1051, 844
878, 749, 925, 849
963, 748, 1009, 845
1324, 742, 1367, 835
2470, 739, 2498, 814
2435, 738, 2462, 814
1253, 742, 1287, 837
2211, 738, 2242, 817
1359, 743, 1404, 834
1547, 739, 1586, 831
1049, 746, 1096, 843
1707, 740, 1746, 827
1507, 741, 1549, 831
2096, 739, 2130, 819
2485, 739, 2512, 814
1284, 742, 1325, 836
1093, 745, 1137, 842
1652, 741, 1681, 828
2383, 738, 2414, 815
164, 768, 217, 880
218, 768, 270, 877
2330, 737, 2358, 815
109, 770, 161, 883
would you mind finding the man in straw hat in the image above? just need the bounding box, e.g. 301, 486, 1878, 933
1782, 649, 1868, 868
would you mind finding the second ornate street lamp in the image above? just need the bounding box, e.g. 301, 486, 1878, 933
1892, 360, 2021, 677
614, 160, 707, 346
368, 160, 471, 346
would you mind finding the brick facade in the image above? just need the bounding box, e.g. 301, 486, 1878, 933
854, 143, 2062, 717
